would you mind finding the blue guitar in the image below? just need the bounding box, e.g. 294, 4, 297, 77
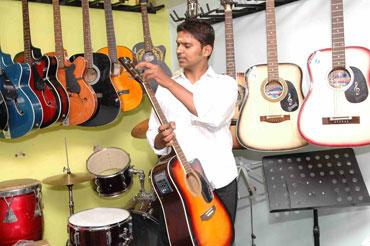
0, 50, 39, 138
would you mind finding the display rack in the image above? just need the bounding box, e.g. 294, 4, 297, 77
170, 0, 302, 24
24, 0, 165, 13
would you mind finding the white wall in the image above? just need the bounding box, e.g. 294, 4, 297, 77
168, 1, 370, 245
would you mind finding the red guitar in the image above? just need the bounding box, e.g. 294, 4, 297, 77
14, 0, 61, 128
119, 57, 233, 246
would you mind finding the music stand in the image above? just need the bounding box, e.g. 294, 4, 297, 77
262, 148, 370, 246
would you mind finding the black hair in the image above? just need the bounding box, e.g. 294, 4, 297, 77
177, 19, 215, 49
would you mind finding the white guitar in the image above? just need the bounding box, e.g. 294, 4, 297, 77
298, 0, 370, 147
237, 0, 306, 151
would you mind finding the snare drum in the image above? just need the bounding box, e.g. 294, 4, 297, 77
87, 148, 133, 197
68, 208, 132, 246
0, 179, 43, 246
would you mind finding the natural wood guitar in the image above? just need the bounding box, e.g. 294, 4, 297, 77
237, 0, 306, 151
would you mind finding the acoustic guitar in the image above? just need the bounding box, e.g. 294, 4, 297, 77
298, 0, 370, 146
220, 0, 247, 149
132, 0, 172, 92
97, 0, 142, 113
237, 0, 306, 151
14, 0, 61, 128
119, 57, 233, 246
0, 50, 36, 139
47, 0, 97, 126
70, 0, 120, 126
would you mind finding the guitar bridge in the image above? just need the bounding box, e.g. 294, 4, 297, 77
260, 115, 290, 123
322, 116, 360, 125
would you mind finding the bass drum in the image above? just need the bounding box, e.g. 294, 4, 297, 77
130, 210, 159, 246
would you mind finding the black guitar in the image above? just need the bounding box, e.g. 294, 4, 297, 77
132, 0, 172, 92
0, 91, 8, 134
70, 0, 120, 126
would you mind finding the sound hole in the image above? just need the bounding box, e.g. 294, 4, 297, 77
264, 80, 284, 100
186, 172, 201, 195
84, 67, 99, 85
328, 68, 351, 89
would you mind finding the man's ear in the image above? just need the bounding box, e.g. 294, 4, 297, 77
202, 45, 213, 58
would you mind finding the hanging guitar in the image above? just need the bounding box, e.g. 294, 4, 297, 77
298, 0, 370, 146
97, 0, 143, 113
46, 0, 97, 126
132, 0, 172, 92
14, 0, 61, 128
237, 0, 306, 151
220, 0, 247, 149
70, 0, 120, 126
0, 49, 36, 139
119, 57, 233, 246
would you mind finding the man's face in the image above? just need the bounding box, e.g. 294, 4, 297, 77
176, 31, 212, 69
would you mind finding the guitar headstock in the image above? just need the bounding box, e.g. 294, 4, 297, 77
186, 0, 199, 19
118, 57, 144, 84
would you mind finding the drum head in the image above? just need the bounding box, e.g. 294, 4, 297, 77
86, 148, 131, 176
69, 208, 130, 227
0, 179, 40, 196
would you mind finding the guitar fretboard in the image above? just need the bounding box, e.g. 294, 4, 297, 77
21, 0, 32, 64
52, 0, 65, 68
331, 0, 346, 68
103, 0, 118, 63
265, 0, 279, 82
81, 0, 94, 68
140, 2, 154, 52
224, 3, 236, 79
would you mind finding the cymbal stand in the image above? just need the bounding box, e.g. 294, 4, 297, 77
64, 138, 75, 216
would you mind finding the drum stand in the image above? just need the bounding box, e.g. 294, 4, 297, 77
128, 168, 156, 216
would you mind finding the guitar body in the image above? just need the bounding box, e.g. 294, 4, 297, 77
299, 46, 370, 146
132, 42, 172, 92
47, 52, 97, 125
237, 63, 307, 151
43, 55, 70, 122
230, 72, 246, 149
0, 51, 35, 138
151, 156, 233, 246
97, 46, 143, 112
15, 48, 62, 128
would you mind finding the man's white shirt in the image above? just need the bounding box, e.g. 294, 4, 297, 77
146, 66, 238, 189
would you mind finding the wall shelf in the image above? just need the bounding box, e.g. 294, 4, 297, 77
25, 0, 165, 13
170, 0, 301, 24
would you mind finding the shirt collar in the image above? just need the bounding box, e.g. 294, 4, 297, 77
173, 66, 217, 81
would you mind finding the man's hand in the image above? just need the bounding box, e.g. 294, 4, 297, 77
154, 122, 176, 149
136, 61, 172, 88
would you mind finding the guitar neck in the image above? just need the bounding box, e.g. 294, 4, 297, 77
130, 65, 192, 174
223, 3, 236, 79
331, 0, 346, 68
140, 2, 154, 52
265, 0, 279, 82
21, 0, 32, 64
81, 0, 94, 68
52, 0, 65, 68
103, 0, 118, 63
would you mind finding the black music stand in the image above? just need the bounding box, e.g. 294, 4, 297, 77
262, 148, 370, 246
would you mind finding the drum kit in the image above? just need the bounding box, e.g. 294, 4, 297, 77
0, 123, 159, 246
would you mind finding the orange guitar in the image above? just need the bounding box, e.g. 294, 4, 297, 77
97, 0, 142, 112
119, 57, 233, 246
48, 0, 97, 126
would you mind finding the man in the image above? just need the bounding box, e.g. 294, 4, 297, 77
137, 19, 238, 245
